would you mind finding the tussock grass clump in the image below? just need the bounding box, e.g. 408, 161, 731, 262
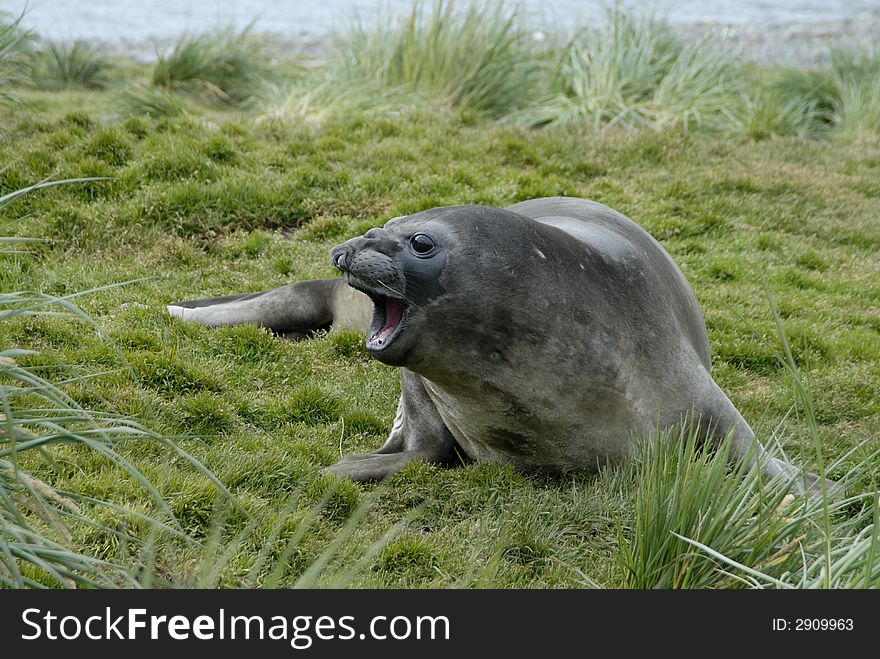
610, 426, 821, 588
831, 44, 880, 85
332, 0, 539, 116
515, 9, 735, 131
0, 11, 34, 102
30, 40, 111, 90
262, 71, 420, 123
829, 47, 880, 139
613, 426, 875, 588
151, 26, 274, 107
117, 84, 193, 118
832, 77, 880, 139
729, 87, 822, 141
768, 67, 840, 123
755, 45, 880, 141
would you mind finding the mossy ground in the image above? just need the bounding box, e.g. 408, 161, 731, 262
1, 100, 878, 586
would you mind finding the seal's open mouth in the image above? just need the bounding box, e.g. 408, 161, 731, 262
365, 293, 406, 351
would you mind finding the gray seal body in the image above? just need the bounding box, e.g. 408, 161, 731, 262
169, 197, 825, 492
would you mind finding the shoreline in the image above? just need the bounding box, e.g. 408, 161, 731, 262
679, 11, 880, 67
60, 11, 880, 69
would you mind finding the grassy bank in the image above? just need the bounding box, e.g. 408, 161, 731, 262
1, 2, 878, 587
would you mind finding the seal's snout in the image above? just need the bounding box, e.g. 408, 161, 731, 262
329, 237, 409, 355
331, 228, 406, 276
332, 249, 348, 272
330, 242, 355, 272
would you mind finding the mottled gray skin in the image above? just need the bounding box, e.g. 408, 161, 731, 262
169, 197, 824, 493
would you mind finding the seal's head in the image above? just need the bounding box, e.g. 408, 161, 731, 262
330, 205, 559, 376
329, 209, 453, 367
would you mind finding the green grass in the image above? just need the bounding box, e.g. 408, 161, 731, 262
832, 74, 880, 139
614, 425, 877, 588
0, 100, 877, 586
262, 0, 540, 123
262, 70, 420, 124
0, 181, 198, 587
0, 181, 420, 588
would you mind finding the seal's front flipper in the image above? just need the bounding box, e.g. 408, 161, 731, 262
322, 449, 456, 482
167, 278, 371, 338
324, 369, 463, 481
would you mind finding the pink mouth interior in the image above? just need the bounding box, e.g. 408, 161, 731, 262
372, 298, 403, 344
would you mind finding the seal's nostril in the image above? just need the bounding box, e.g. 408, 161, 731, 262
334, 251, 347, 271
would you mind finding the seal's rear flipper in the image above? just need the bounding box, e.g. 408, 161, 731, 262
169, 291, 266, 311
167, 278, 371, 338
167, 291, 266, 323
769, 458, 844, 501
700, 378, 842, 502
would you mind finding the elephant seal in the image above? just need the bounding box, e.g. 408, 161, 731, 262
168, 197, 825, 492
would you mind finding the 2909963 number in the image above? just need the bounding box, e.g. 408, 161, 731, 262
795, 619, 853, 631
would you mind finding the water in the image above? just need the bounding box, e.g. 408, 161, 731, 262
4, 0, 879, 44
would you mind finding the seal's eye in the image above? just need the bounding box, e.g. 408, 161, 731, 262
409, 233, 435, 256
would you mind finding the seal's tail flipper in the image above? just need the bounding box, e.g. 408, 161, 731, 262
767, 458, 844, 501
700, 377, 841, 501
167, 278, 371, 338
